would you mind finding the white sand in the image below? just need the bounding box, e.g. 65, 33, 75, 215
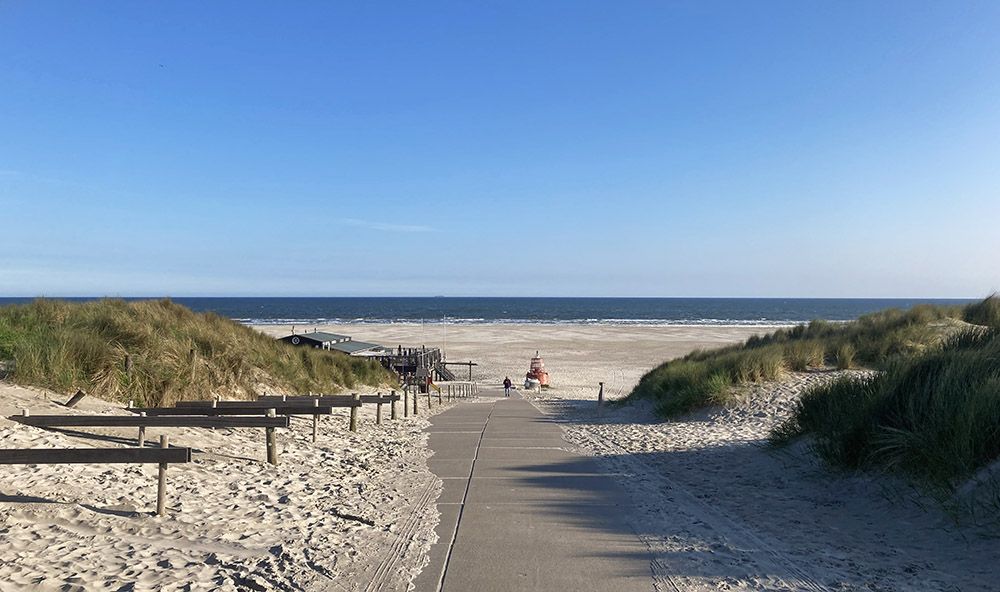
5, 323, 997, 590
256, 323, 773, 401
0, 382, 445, 591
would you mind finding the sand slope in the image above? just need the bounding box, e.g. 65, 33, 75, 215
0, 383, 444, 591
530, 373, 1000, 592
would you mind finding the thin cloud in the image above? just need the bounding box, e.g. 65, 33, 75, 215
341, 218, 435, 233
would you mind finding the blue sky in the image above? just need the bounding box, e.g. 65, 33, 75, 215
1, 2, 998, 297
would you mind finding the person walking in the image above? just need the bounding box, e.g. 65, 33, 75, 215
502, 376, 512, 397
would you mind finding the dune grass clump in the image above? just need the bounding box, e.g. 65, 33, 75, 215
787, 341, 826, 371
0, 298, 392, 407
834, 343, 856, 370
770, 328, 1000, 491
964, 294, 1000, 328
629, 297, 994, 417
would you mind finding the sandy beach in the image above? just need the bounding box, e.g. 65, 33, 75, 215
256, 323, 773, 401
262, 323, 999, 591
3, 323, 997, 590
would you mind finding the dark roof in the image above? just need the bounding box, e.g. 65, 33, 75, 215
328, 340, 382, 354
280, 331, 350, 344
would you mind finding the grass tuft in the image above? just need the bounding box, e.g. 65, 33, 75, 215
834, 343, 856, 370
964, 294, 1000, 328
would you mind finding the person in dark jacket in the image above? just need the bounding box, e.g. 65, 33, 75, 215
502, 376, 512, 397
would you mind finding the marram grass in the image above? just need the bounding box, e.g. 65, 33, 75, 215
0, 298, 392, 407
770, 327, 1000, 492
629, 296, 996, 417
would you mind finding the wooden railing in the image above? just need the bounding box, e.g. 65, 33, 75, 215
0, 436, 190, 516
5, 386, 474, 518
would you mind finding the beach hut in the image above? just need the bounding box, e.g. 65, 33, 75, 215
278, 331, 351, 350
278, 331, 383, 356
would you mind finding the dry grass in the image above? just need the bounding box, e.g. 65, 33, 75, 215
0, 298, 392, 406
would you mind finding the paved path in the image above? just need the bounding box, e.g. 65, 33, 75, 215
413, 389, 654, 592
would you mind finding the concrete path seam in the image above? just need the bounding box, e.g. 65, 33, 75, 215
435, 400, 498, 592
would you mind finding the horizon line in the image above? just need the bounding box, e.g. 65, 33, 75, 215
0, 294, 984, 301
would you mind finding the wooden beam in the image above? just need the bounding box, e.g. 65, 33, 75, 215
131, 406, 339, 416
0, 447, 191, 465
258, 394, 400, 404
63, 389, 87, 408
175, 400, 360, 409
359, 394, 401, 404
13, 415, 290, 428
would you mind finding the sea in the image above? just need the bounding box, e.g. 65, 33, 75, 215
0, 297, 976, 326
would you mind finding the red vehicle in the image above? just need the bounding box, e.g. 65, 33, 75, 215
525, 351, 549, 387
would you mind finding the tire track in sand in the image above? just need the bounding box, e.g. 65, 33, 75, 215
364, 477, 438, 592
569, 426, 831, 592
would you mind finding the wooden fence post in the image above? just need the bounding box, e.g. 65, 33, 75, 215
390, 390, 397, 420
349, 393, 360, 432
312, 398, 319, 442
266, 408, 278, 465
426, 389, 432, 409
413, 386, 419, 416
403, 387, 409, 418
138, 412, 147, 447
598, 382, 604, 407
157, 435, 168, 516
376, 392, 383, 425
437, 386, 443, 405
63, 390, 86, 408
